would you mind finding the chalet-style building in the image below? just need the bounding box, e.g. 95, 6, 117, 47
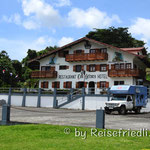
29, 37, 147, 94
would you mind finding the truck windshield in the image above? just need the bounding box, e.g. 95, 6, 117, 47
111, 95, 126, 101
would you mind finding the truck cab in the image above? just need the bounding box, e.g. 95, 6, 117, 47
105, 85, 147, 115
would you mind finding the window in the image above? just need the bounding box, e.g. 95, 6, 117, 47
120, 63, 125, 69
100, 48, 107, 53
114, 64, 120, 70
59, 65, 69, 70
41, 66, 51, 71
76, 82, 86, 88
89, 65, 96, 72
41, 81, 48, 88
66, 82, 72, 88
114, 81, 124, 85
76, 65, 82, 72
52, 82, 60, 88
100, 64, 107, 71
76, 50, 83, 54
126, 63, 131, 69
58, 51, 69, 57
100, 81, 106, 88
90, 49, 96, 53
64, 51, 69, 57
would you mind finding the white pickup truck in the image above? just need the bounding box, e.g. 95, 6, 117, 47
105, 85, 147, 115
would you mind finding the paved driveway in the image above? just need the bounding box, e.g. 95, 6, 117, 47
0, 106, 150, 130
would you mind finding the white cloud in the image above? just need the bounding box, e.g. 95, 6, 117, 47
2, 13, 21, 25
55, 0, 71, 7
23, 20, 39, 29
67, 7, 121, 29
0, 36, 56, 60
22, 0, 62, 29
58, 37, 74, 46
129, 17, 150, 41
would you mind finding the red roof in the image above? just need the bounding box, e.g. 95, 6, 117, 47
28, 37, 145, 63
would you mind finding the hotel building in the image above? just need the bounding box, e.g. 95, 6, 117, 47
29, 37, 146, 94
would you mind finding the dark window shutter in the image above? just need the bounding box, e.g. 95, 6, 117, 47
82, 50, 84, 54
96, 65, 100, 71
69, 82, 72, 88
111, 64, 115, 69
41, 82, 44, 88
74, 50, 76, 54
106, 82, 109, 88
66, 66, 69, 69
107, 64, 109, 71
81, 65, 84, 71
76, 82, 79, 88
86, 65, 89, 71
51, 66, 55, 71
45, 82, 48, 88
97, 82, 100, 88
63, 82, 66, 88
73, 65, 76, 72
52, 82, 55, 88
57, 82, 60, 88
84, 82, 87, 88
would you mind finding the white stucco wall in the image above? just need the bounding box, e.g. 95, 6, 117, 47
26, 96, 38, 107
38, 41, 141, 92
11, 95, 22, 106
0, 94, 149, 111
40, 96, 53, 107
0, 95, 8, 103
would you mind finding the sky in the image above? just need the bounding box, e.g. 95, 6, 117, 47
0, 0, 150, 61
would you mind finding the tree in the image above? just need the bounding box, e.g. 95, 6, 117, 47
0, 50, 16, 87
12, 60, 22, 78
86, 27, 145, 48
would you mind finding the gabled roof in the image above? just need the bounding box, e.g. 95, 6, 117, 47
121, 47, 144, 52
28, 37, 145, 63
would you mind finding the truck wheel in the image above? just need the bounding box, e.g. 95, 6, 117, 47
119, 106, 126, 115
135, 107, 141, 114
105, 110, 111, 114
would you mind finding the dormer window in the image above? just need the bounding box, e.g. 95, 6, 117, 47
100, 48, 107, 53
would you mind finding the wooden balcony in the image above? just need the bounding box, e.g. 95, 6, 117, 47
108, 69, 140, 77
31, 71, 57, 78
65, 53, 108, 62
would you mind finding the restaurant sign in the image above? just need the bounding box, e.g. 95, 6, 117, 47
58, 73, 108, 80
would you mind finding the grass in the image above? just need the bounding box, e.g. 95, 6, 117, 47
0, 124, 150, 150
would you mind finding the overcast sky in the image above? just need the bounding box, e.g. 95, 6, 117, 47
0, 0, 150, 60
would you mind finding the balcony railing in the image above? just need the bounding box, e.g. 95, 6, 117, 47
108, 69, 140, 77
31, 71, 57, 78
65, 53, 108, 62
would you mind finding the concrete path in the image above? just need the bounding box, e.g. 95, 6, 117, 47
0, 106, 150, 130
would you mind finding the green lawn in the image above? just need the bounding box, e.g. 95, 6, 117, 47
0, 124, 150, 150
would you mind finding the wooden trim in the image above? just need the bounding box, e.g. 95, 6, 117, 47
106, 64, 109, 71
96, 65, 100, 71
97, 82, 100, 88
51, 66, 55, 71
111, 64, 115, 69
57, 82, 60, 88
86, 65, 89, 71
73, 65, 76, 72
76, 82, 79, 88
41, 82, 44, 88
84, 82, 87, 88
52, 82, 55, 88
81, 65, 84, 71
106, 82, 109, 88
63, 82, 66, 88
